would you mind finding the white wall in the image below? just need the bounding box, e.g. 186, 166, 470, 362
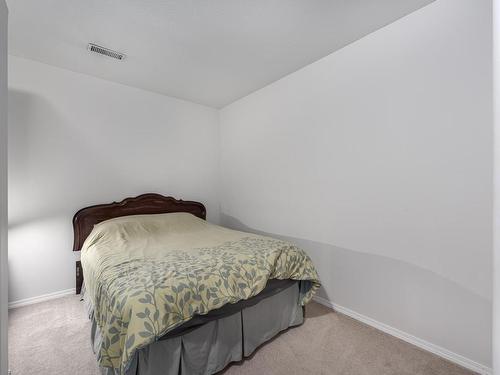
8, 56, 220, 303
220, 0, 492, 370
494, 0, 500, 373
0, 2, 8, 374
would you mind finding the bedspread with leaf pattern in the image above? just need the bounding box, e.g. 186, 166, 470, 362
81, 212, 320, 374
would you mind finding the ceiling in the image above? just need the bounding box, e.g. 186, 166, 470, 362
7, 0, 434, 108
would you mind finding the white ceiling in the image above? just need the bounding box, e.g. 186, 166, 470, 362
7, 0, 434, 108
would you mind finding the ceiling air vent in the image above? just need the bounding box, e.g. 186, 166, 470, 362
87, 43, 125, 60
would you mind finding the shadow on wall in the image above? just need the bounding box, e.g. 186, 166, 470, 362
7, 89, 154, 303
220, 213, 492, 367
8, 89, 134, 229
7, 84, 220, 303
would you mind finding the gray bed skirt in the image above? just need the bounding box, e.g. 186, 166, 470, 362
92, 282, 304, 375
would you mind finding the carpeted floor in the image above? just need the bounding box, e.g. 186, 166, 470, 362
8, 295, 475, 375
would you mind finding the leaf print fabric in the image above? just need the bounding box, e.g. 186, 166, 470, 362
81, 212, 320, 374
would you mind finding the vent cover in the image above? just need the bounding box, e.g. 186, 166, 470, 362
87, 43, 125, 60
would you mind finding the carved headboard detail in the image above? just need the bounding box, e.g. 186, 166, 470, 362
72, 193, 206, 251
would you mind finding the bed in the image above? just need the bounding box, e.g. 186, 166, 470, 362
74, 193, 320, 375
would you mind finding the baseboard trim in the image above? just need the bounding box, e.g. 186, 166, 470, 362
8, 288, 76, 309
312, 296, 491, 375
6, 290, 492, 373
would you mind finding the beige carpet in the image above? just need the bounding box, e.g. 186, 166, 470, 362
8, 295, 475, 375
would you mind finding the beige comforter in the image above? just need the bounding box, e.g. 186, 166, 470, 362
81, 212, 320, 373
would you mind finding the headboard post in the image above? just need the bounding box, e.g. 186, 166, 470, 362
72, 193, 206, 251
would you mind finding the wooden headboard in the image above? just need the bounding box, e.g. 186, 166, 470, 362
72, 193, 206, 251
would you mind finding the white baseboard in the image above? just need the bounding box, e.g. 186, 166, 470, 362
312, 296, 491, 375
8, 288, 76, 309
6, 290, 492, 374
